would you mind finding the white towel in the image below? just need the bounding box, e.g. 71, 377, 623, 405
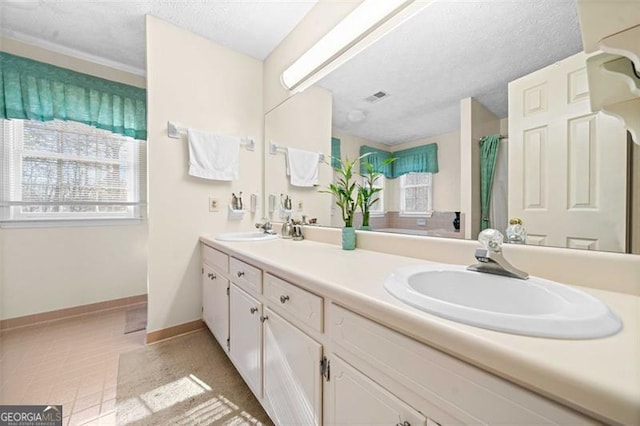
187, 128, 239, 181
287, 147, 320, 187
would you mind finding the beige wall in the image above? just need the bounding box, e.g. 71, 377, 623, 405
0, 38, 148, 320
263, 0, 361, 113
264, 87, 333, 226
1, 226, 147, 319
0, 36, 145, 88
146, 16, 263, 333
460, 98, 500, 240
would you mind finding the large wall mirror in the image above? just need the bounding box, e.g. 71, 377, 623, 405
264, 0, 639, 254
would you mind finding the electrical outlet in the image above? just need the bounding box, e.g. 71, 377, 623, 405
297, 201, 304, 211
209, 197, 219, 212
417, 218, 426, 226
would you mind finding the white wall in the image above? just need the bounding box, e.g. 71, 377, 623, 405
0, 37, 148, 320
146, 16, 263, 333
264, 87, 333, 226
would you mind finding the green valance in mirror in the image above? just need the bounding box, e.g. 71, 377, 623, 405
360, 143, 438, 178
0, 52, 147, 139
331, 137, 342, 168
392, 143, 438, 177
359, 145, 394, 178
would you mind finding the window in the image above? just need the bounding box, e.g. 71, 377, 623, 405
400, 172, 433, 216
1, 119, 146, 224
362, 174, 385, 215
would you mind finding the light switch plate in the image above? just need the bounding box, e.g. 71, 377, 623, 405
209, 197, 219, 212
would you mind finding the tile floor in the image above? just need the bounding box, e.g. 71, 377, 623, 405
0, 306, 146, 425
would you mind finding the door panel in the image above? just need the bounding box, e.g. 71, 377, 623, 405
229, 284, 262, 397
263, 308, 322, 426
325, 355, 427, 426
509, 51, 627, 252
202, 264, 229, 350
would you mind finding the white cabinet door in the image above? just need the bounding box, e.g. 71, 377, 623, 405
325, 355, 427, 426
229, 283, 262, 398
202, 263, 229, 350
263, 308, 322, 426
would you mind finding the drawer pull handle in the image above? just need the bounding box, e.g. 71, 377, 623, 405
207, 273, 216, 280
396, 422, 410, 426
250, 307, 258, 314
237, 271, 245, 278
279, 295, 290, 304
260, 315, 269, 323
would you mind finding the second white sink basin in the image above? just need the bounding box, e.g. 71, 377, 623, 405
215, 232, 279, 242
384, 264, 622, 339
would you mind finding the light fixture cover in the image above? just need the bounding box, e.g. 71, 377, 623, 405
281, 0, 418, 92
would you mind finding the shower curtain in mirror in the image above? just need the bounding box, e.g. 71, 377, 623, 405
480, 135, 500, 231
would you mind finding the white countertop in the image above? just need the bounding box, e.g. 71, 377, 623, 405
200, 235, 640, 425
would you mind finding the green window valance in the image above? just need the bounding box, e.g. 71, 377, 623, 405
392, 143, 439, 176
0, 52, 147, 139
359, 145, 394, 178
331, 137, 341, 168
359, 143, 438, 178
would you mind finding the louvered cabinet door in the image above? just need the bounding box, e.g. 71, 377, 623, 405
263, 308, 322, 426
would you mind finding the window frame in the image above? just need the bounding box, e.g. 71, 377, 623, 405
1, 119, 145, 227
399, 172, 433, 217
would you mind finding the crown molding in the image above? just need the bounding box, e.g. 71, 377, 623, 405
1, 30, 146, 78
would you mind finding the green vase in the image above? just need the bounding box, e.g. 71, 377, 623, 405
360, 225, 372, 231
342, 227, 356, 250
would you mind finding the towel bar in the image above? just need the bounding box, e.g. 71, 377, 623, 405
269, 141, 324, 162
167, 121, 255, 151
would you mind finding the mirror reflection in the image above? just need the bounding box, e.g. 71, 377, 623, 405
264, 0, 639, 254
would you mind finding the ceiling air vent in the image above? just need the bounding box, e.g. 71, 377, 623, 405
365, 91, 390, 104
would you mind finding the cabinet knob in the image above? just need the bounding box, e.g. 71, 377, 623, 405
279, 295, 290, 304
250, 307, 258, 314
237, 271, 245, 278
207, 273, 216, 280
260, 315, 269, 323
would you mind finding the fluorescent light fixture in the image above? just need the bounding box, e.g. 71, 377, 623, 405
281, 0, 428, 93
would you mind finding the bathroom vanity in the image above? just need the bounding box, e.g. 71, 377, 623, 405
199, 235, 639, 425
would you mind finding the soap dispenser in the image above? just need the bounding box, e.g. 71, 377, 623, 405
281, 218, 294, 239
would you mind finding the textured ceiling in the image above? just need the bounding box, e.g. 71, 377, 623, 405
317, 0, 583, 146
0, 0, 318, 74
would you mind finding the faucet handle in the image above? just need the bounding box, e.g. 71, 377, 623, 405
478, 229, 504, 252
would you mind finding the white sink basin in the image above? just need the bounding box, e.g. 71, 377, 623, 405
384, 264, 622, 339
215, 232, 279, 242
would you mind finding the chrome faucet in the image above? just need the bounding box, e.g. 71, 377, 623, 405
255, 219, 275, 234
467, 229, 529, 279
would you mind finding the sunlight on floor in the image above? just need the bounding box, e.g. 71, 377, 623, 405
120, 373, 266, 425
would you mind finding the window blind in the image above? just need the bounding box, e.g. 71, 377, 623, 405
1, 119, 146, 222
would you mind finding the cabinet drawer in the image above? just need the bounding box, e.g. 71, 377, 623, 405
202, 244, 228, 274
329, 303, 596, 425
230, 257, 262, 294
264, 273, 323, 332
